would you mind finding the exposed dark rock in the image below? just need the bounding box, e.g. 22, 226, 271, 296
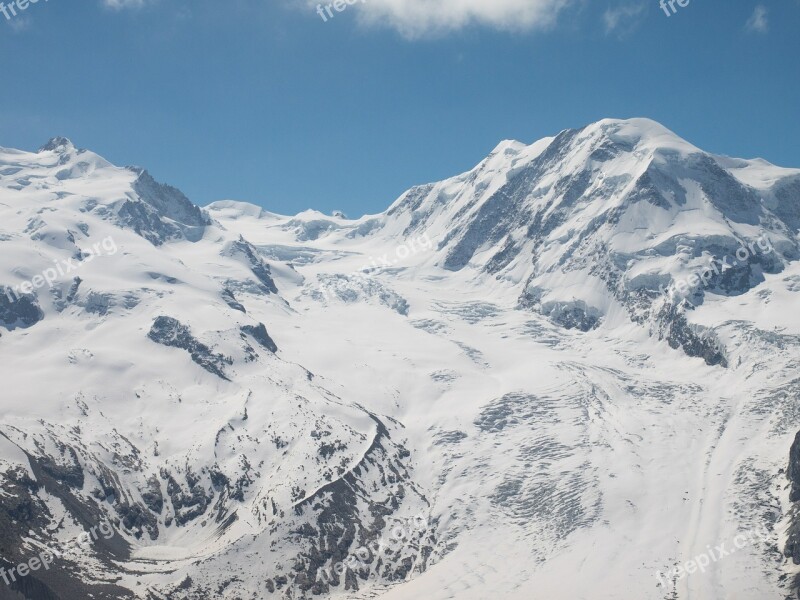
627, 167, 678, 209
147, 316, 232, 380
264, 413, 433, 595
81, 291, 114, 316
0, 289, 44, 331
38, 452, 85, 489
131, 169, 209, 229
117, 503, 155, 540
0, 433, 134, 599
790, 431, 800, 503
223, 238, 279, 294
115, 201, 169, 246
784, 432, 800, 568
770, 176, 800, 235
51, 277, 82, 313
543, 302, 601, 332
655, 303, 727, 367
80, 459, 161, 541
114, 168, 210, 246
164, 471, 213, 526
440, 129, 581, 272
39, 136, 74, 153
240, 323, 278, 353
222, 288, 246, 313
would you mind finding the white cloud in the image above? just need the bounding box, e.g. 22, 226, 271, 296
9, 16, 31, 33
340, 0, 573, 38
102, 0, 148, 9
745, 4, 768, 33
105, 0, 574, 37
104, 0, 572, 37
603, 3, 646, 36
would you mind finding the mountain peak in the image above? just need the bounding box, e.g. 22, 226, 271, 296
38, 136, 76, 153
489, 139, 527, 156
580, 117, 699, 156
38, 136, 75, 153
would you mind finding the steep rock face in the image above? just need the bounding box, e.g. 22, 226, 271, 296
785, 432, 800, 567
0, 431, 135, 600
148, 316, 233, 380
385, 120, 797, 274
235, 414, 432, 600
112, 169, 211, 245
5, 138, 212, 248
222, 238, 280, 294
130, 168, 209, 231
789, 432, 800, 503
377, 119, 800, 365
240, 323, 278, 354
652, 302, 728, 367
0, 291, 44, 332
769, 176, 800, 235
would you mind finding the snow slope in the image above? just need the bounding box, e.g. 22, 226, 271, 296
1, 120, 800, 600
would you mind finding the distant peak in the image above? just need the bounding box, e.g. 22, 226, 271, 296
571, 117, 701, 159
126, 165, 149, 178
38, 137, 75, 153
583, 117, 684, 144
490, 139, 526, 156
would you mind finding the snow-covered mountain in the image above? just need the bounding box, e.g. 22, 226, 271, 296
1, 119, 799, 600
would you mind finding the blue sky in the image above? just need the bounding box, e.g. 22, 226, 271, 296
0, 0, 798, 217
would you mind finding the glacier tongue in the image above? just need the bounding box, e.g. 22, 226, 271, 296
1, 119, 800, 600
